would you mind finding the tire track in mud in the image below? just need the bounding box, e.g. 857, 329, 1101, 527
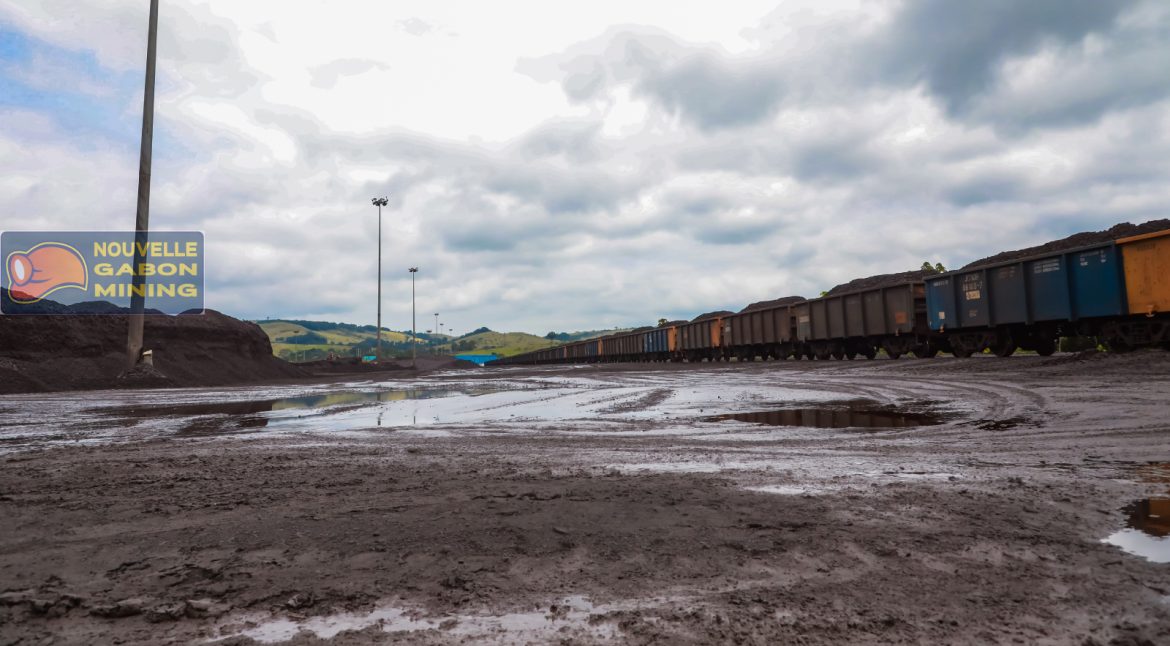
752, 372, 1050, 436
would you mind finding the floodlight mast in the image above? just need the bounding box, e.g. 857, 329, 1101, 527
126, 0, 160, 370
408, 267, 418, 368
372, 196, 389, 361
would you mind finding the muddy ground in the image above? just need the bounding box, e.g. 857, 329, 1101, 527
2, 352, 1170, 644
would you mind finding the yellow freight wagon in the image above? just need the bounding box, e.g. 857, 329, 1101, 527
1118, 229, 1170, 317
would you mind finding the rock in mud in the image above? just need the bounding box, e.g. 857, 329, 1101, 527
184, 598, 230, 618
91, 597, 150, 618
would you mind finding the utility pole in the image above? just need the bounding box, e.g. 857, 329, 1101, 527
408, 267, 418, 368
371, 196, 388, 361
126, 0, 160, 370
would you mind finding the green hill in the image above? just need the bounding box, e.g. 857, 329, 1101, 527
447, 330, 559, 357
544, 328, 633, 342
257, 319, 632, 361
257, 319, 441, 362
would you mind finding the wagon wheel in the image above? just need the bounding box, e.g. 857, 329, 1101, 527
862, 346, 877, 360
845, 350, 857, 360
1033, 337, 1057, 357
815, 348, 832, 361
886, 350, 902, 360
831, 350, 845, 360
913, 344, 939, 359
992, 337, 1017, 357
951, 341, 973, 358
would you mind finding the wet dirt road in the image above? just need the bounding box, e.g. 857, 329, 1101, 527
2, 352, 1170, 644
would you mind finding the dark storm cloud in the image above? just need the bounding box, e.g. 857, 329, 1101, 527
670, 122, 882, 186
662, 190, 729, 217
789, 140, 879, 183
868, 0, 1137, 114
287, 114, 644, 220
964, 20, 1170, 131
944, 174, 1027, 207
529, 1, 1165, 136
484, 164, 639, 215
520, 28, 786, 131
634, 51, 785, 130
684, 219, 778, 246
512, 119, 603, 162
246, 108, 648, 261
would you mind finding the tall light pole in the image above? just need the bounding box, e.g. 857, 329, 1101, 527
434, 313, 439, 347
408, 267, 418, 368
126, 0, 160, 370
371, 196, 388, 361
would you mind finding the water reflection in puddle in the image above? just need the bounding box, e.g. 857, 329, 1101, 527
97, 389, 467, 418
94, 388, 501, 436
1104, 498, 1170, 563
214, 596, 617, 644
745, 484, 823, 496
703, 402, 942, 429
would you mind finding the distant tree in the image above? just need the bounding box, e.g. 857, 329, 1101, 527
921, 261, 948, 274
935, 262, 946, 273
819, 291, 828, 297
545, 332, 559, 339
657, 318, 668, 327
283, 332, 328, 345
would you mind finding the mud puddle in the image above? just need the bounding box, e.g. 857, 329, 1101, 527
703, 400, 944, 429
95, 389, 470, 418
213, 595, 620, 643
1104, 498, 1170, 563
744, 484, 836, 495
1102, 463, 1170, 562
93, 388, 502, 437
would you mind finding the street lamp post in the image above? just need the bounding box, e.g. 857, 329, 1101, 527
408, 267, 418, 368
371, 196, 388, 361
126, 0, 160, 370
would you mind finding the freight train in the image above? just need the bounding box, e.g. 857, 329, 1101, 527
491, 228, 1170, 366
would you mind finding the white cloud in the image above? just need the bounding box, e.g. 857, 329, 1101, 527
2, 0, 1169, 335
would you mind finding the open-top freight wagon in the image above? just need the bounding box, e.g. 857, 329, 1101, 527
489, 226, 1170, 366
795, 282, 936, 360
722, 303, 795, 360
925, 229, 1170, 356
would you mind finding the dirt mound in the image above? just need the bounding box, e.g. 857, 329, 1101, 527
739, 295, 806, 313
962, 219, 1170, 269
825, 270, 934, 296
690, 310, 735, 322
0, 293, 306, 394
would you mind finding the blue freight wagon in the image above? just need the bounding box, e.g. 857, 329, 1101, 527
924, 240, 1126, 356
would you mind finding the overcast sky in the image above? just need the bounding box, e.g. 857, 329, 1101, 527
2, 1, 1168, 335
